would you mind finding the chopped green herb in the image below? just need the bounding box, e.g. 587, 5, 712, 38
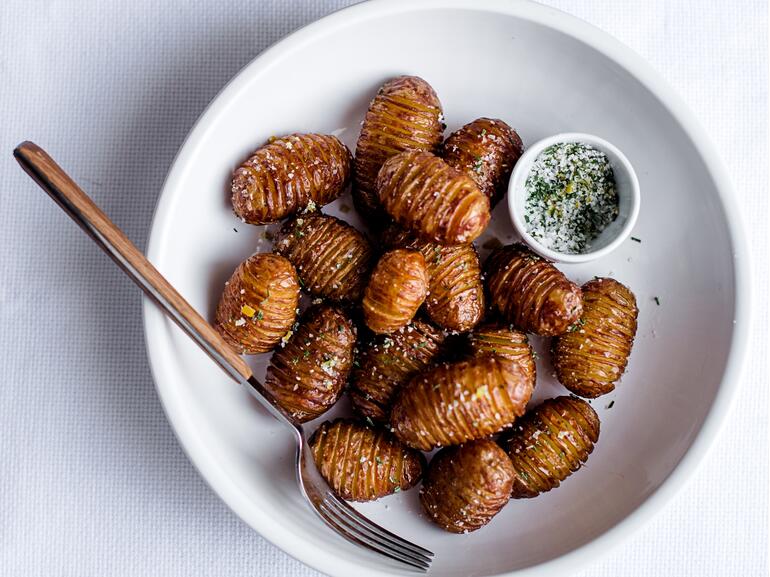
256, 310, 264, 321
567, 318, 586, 332
654, 296, 661, 306
233, 227, 238, 233
630, 236, 641, 243
393, 486, 402, 493
365, 417, 375, 427
606, 400, 615, 409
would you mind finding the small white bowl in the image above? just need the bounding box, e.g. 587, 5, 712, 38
508, 132, 640, 263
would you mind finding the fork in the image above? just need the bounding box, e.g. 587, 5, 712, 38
14, 141, 434, 572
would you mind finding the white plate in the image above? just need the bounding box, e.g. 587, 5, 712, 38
142, 1, 751, 576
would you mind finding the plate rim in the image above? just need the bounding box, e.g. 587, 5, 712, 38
141, 1, 752, 575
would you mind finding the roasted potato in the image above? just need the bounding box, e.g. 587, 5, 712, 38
350, 319, 446, 422
390, 356, 534, 451
214, 253, 300, 354
499, 396, 600, 498
310, 419, 426, 501
376, 151, 491, 245
363, 249, 429, 334
264, 305, 355, 422
274, 213, 374, 302
231, 133, 352, 224
552, 278, 638, 398
420, 439, 514, 533
353, 76, 444, 221
468, 323, 536, 388
442, 118, 523, 207
381, 225, 484, 332
484, 244, 583, 336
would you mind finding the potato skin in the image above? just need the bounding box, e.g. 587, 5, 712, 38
381, 225, 484, 332
231, 133, 352, 224
264, 305, 355, 422
214, 253, 300, 354
353, 76, 444, 222
310, 419, 426, 501
363, 249, 429, 334
468, 324, 536, 389
499, 396, 600, 498
420, 440, 514, 533
484, 244, 583, 336
442, 118, 523, 207
350, 319, 446, 422
274, 214, 374, 302
552, 278, 638, 398
390, 356, 534, 451
377, 150, 491, 245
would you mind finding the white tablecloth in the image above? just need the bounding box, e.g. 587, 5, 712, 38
0, 1, 767, 575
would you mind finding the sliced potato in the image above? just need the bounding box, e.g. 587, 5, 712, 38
264, 305, 355, 422
420, 439, 514, 533
552, 278, 638, 398
274, 213, 374, 302
468, 323, 536, 388
376, 150, 490, 245
390, 356, 534, 451
310, 419, 426, 501
214, 253, 300, 354
484, 244, 583, 336
499, 396, 600, 498
231, 133, 351, 224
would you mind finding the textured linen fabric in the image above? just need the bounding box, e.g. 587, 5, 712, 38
0, 1, 766, 576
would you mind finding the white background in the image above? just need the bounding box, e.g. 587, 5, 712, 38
0, 1, 767, 575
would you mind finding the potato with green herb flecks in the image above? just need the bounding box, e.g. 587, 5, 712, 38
214, 253, 300, 354
467, 323, 536, 389
264, 305, 355, 422
310, 419, 426, 501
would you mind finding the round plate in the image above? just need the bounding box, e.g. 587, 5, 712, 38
143, 1, 750, 576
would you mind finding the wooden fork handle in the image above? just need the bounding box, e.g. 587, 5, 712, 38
13, 141, 253, 383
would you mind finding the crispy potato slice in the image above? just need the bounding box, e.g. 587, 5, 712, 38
214, 253, 300, 354
499, 396, 600, 498
390, 356, 533, 451
420, 439, 514, 533
484, 244, 583, 336
310, 419, 426, 501
363, 249, 428, 333
552, 278, 638, 398
231, 133, 351, 224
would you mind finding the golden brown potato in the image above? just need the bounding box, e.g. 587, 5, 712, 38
442, 118, 523, 207
350, 319, 446, 422
264, 305, 355, 422
420, 439, 514, 533
214, 253, 300, 354
362, 249, 429, 334
310, 419, 426, 501
274, 214, 374, 302
552, 278, 638, 398
499, 396, 600, 498
353, 76, 444, 221
381, 225, 484, 332
468, 324, 536, 388
231, 133, 352, 224
484, 244, 583, 336
390, 356, 534, 451
376, 151, 491, 245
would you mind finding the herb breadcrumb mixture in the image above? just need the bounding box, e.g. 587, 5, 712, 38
524, 142, 618, 253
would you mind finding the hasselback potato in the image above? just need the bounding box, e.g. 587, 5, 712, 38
353, 76, 444, 221
214, 253, 300, 354
381, 225, 484, 332
274, 213, 374, 302
484, 244, 583, 336
390, 356, 533, 451
264, 305, 355, 422
499, 396, 600, 498
552, 278, 638, 398
442, 118, 523, 207
363, 249, 429, 334
310, 419, 426, 501
468, 324, 536, 388
420, 440, 514, 533
350, 319, 446, 422
376, 151, 490, 245
231, 133, 352, 224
